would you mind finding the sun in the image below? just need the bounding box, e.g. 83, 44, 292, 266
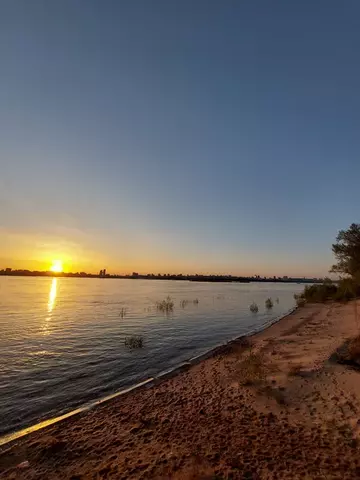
49, 260, 63, 273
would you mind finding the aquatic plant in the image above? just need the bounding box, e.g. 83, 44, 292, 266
124, 335, 144, 349
249, 302, 259, 313
119, 307, 127, 318
156, 296, 174, 314
180, 299, 189, 308
265, 298, 273, 309
179, 298, 199, 309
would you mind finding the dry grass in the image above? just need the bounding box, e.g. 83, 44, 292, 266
288, 363, 304, 376
236, 349, 270, 386
169, 458, 214, 479
260, 385, 287, 405
348, 335, 360, 365
296, 297, 306, 307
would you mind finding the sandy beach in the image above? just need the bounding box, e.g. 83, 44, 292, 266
2, 301, 360, 479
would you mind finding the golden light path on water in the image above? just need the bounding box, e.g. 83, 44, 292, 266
42, 278, 57, 335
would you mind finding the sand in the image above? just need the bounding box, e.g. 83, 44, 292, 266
2, 301, 360, 479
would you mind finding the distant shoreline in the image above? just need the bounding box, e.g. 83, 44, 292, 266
0, 272, 321, 284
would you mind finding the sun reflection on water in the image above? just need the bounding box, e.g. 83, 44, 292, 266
48, 278, 57, 313
42, 278, 58, 335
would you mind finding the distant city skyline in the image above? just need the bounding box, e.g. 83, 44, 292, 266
1, 1, 360, 277
0, 266, 323, 283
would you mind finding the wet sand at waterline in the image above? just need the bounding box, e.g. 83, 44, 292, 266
2, 302, 360, 479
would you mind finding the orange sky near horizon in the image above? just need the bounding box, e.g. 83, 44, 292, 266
0, 228, 331, 278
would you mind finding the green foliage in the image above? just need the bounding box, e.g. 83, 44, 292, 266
295, 224, 360, 304
300, 278, 360, 303
302, 283, 337, 302
334, 278, 360, 301
124, 335, 144, 349
265, 297, 273, 309
249, 302, 259, 313
331, 223, 360, 278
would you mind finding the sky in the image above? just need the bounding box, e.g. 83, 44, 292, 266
1, 1, 360, 277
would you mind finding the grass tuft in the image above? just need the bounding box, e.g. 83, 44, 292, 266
265, 297, 273, 309
348, 335, 360, 365
180, 300, 189, 308
124, 335, 144, 349
237, 350, 269, 386
288, 364, 304, 376
156, 296, 174, 314
249, 302, 259, 313
296, 297, 306, 307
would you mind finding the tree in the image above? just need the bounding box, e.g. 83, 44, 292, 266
331, 223, 360, 279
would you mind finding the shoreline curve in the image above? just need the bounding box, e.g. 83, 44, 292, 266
0, 306, 297, 448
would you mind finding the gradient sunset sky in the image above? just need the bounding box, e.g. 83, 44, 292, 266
1, 1, 360, 276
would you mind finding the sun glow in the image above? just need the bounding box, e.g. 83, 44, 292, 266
49, 260, 63, 273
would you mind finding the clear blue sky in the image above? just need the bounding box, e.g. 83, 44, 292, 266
1, 1, 360, 276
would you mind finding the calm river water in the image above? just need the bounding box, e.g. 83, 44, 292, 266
0, 277, 304, 436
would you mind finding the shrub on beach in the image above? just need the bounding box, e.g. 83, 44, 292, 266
347, 335, 360, 365
237, 350, 269, 386
302, 283, 337, 303
296, 297, 306, 307
265, 298, 273, 309
249, 302, 259, 313
299, 279, 360, 304
124, 335, 144, 349
336, 334, 360, 367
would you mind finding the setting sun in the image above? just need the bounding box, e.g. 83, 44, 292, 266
49, 260, 63, 273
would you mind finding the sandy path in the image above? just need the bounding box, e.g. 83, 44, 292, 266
1, 302, 360, 479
